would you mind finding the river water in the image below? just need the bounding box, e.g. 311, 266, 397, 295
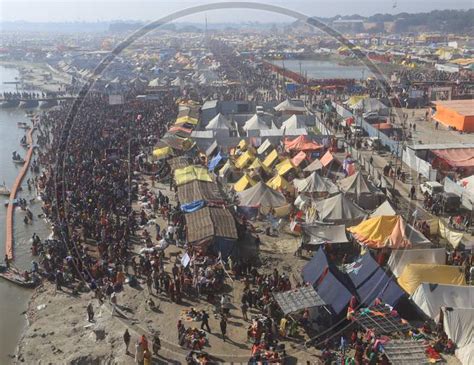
0, 65, 50, 364
270, 59, 373, 79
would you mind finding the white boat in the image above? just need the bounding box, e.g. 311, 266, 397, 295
0, 183, 10, 196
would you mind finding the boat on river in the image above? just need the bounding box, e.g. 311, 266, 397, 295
0, 265, 39, 288
0, 183, 10, 196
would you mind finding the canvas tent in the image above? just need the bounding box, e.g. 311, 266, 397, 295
274, 99, 306, 114
338, 171, 379, 195
234, 174, 257, 192
301, 223, 349, 246
411, 283, 474, 320
387, 248, 446, 277
370, 200, 397, 217
348, 216, 430, 249
237, 181, 286, 208
303, 158, 323, 172
243, 114, 269, 131
284, 135, 322, 152
275, 159, 295, 176
177, 180, 224, 205
174, 166, 213, 186
442, 307, 474, 365
257, 139, 273, 155
397, 264, 466, 294
293, 171, 338, 194
314, 193, 366, 224
266, 174, 291, 192
235, 151, 255, 169
205, 113, 232, 130
263, 149, 279, 168
280, 114, 307, 130
351, 98, 389, 115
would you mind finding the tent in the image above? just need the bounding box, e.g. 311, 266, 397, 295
177, 180, 224, 205
205, 113, 232, 130
433, 100, 474, 133
263, 149, 279, 168
320, 151, 337, 167
266, 174, 291, 192
397, 264, 466, 294
152, 146, 172, 159
348, 216, 430, 249
273, 286, 326, 315
174, 166, 213, 186
351, 98, 389, 115
303, 159, 323, 172
243, 114, 269, 131
314, 193, 366, 224
281, 114, 306, 130
370, 200, 396, 217
284, 135, 323, 152
237, 181, 286, 208
337, 171, 379, 195
257, 139, 273, 155
411, 283, 474, 320
301, 223, 349, 246
301, 249, 353, 314
234, 174, 257, 192
235, 151, 255, 169
344, 95, 368, 108
275, 159, 295, 176
219, 160, 234, 178
208, 152, 226, 171
387, 248, 446, 277
248, 158, 271, 173
176, 115, 199, 125
442, 307, 474, 365
345, 253, 405, 306
291, 151, 307, 167
274, 99, 306, 114
293, 171, 338, 194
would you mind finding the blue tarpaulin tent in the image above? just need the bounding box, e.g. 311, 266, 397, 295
301, 248, 328, 286
181, 200, 206, 213
208, 152, 226, 171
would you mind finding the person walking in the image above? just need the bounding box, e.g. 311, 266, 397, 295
110, 291, 118, 316
200, 310, 211, 333
87, 302, 94, 322
241, 302, 249, 321
123, 329, 131, 354
220, 316, 227, 342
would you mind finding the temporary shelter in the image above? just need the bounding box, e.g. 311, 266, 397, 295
152, 146, 173, 159
433, 100, 474, 132
234, 174, 257, 192
301, 223, 349, 246
274, 99, 306, 114
344, 95, 368, 108
257, 139, 273, 155
303, 159, 323, 172
351, 98, 389, 115
397, 264, 466, 294
411, 283, 474, 320
370, 200, 396, 217
275, 159, 295, 176
208, 151, 226, 171
205, 113, 232, 130
348, 215, 430, 249
174, 165, 213, 186
442, 307, 474, 365
243, 114, 269, 131
248, 158, 271, 173
291, 151, 307, 167
280, 114, 306, 130
337, 171, 378, 195
237, 181, 286, 208
314, 193, 366, 224
293, 171, 338, 195
235, 151, 255, 169
263, 149, 279, 168
284, 135, 322, 152
177, 180, 224, 206
387, 248, 446, 277
176, 115, 199, 125
266, 175, 291, 192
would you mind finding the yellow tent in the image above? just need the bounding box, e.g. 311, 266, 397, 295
235, 151, 255, 169
266, 175, 290, 191
237, 139, 247, 150
176, 116, 198, 125
234, 174, 257, 192
346, 95, 368, 108
174, 166, 212, 186
450, 58, 474, 66
263, 149, 279, 168
249, 158, 271, 173
275, 159, 295, 176
397, 264, 466, 295
219, 160, 234, 178
152, 146, 172, 159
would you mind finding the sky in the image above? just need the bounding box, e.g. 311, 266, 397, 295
1, 0, 472, 23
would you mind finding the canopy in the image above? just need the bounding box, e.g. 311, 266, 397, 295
345, 95, 368, 107
235, 151, 255, 169
249, 158, 271, 173
275, 159, 295, 176
243, 114, 269, 131
314, 193, 366, 223
257, 139, 272, 155
302, 223, 349, 245
237, 181, 286, 208
176, 115, 199, 125
320, 151, 336, 167
293, 171, 338, 194
432, 148, 474, 168
273, 286, 326, 315
303, 159, 323, 172
263, 149, 279, 168
177, 180, 223, 205
234, 174, 257, 192
266, 174, 291, 192
442, 307, 474, 365
205, 113, 232, 130
370, 200, 396, 217
411, 283, 474, 320
291, 151, 307, 167
397, 264, 466, 294
348, 216, 413, 249
174, 166, 213, 186
338, 171, 378, 195
208, 152, 226, 171
185, 206, 237, 243
284, 135, 322, 152
281, 114, 306, 130
274, 99, 306, 113
152, 146, 172, 159
352, 98, 388, 114
387, 248, 446, 277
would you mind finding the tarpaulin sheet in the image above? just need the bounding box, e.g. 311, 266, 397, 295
208, 152, 226, 171
176, 115, 198, 125
438, 219, 466, 248
302, 249, 328, 286
411, 283, 474, 320
275, 159, 295, 176
358, 268, 404, 306
263, 149, 279, 168
237, 181, 286, 208
284, 135, 322, 152
235, 151, 255, 169
293, 171, 338, 194
181, 200, 205, 213
397, 264, 466, 295
319, 151, 335, 167
314, 193, 366, 224
174, 166, 213, 186
266, 175, 291, 191
317, 271, 353, 314
152, 146, 172, 159
302, 223, 349, 245
338, 171, 379, 195
442, 307, 474, 351
273, 286, 326, 315
387, 248, 446, 277
234, 174, 256, 192
291, 151, 307, 167
432, 148, 474, 168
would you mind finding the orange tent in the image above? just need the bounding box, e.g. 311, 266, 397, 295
320, 151, 336, 167
433, 100, 474, 132
284, 136, 323, 152
291, 151, 307, 167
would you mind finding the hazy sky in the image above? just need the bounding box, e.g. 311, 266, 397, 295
1, 0, 472, 22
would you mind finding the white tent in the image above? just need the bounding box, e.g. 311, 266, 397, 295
442, 307, 474, 365
351, 98, 389, 115
274, 99, 306, 113
370, 200, 396, 217
387, 248, 446, 277
205, 113, 232, 130
293, 171, 338, 194
410, 283, 474, 320
243, 114, 269, 131
280, 114, 306, 130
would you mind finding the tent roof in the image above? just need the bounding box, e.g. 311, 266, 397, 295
352, 98, 388, 112
387, 248, 446, 278
303, 158, 323, 172
185, 206, 237, 243
237, 181, 286, 208
174, 165, 213, 186
353, 305, 411, 336
235, 151, 255, 169
302, 223, 349, 245
273, 286, 326, 315
442, 307, 473, 349
382, 340, 430, 365
411, 283, 474, 320
243, 114, 269, 131
257, 139, 273, 155
263, 149, 279, 168
234, 174, 257, 192
274, 99, 306, 112
432, 148, 474, 168
284, 135, 323, 152
275, 158, 295, 176
205, 113, 232, 130
266, 174, 291, 191
177, 180, 224, 205
294, 171, 338, 194
314, 193, 366, 223
281, 114, 306, 130
338, 171, 379, 195
291, 151, 307, 167
371, 200, 396, 217
398, 264, 466, 294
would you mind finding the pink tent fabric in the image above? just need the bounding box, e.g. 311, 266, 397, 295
432, 148, 474, 168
